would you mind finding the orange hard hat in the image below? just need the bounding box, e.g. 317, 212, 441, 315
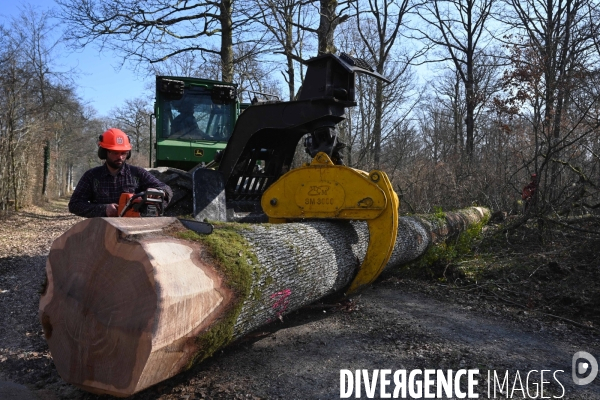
98, 128, 131, 151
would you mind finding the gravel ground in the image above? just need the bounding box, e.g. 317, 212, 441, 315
1, 201, 600, 399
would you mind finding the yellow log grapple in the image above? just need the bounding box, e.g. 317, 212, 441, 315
261, 152, 399, 293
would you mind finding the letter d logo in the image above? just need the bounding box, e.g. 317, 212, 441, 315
572, 351, 598, 385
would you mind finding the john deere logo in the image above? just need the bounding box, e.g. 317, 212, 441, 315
194, 149, 204, 157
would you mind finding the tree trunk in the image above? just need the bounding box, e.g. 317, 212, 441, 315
317, 0, 337, 54
40, 207, 489, 397
42, 140, 50, 197
373, 78, 384, 169
220, 0, 234, 82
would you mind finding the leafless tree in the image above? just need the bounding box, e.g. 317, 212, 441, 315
496, 0, 600, 217
352, 0, 419, 168
415, 0, 496, 157
249, 0, 315, 99
11, 5, 76, 198
56, 0, 266, 82
0, 7, 97, 209
0, 25, 41, 210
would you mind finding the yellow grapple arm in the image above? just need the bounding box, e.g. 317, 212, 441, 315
261, 152, 399, 294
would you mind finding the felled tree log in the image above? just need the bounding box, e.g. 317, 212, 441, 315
39, 207, 489, 397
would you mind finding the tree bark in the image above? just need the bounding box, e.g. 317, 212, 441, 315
220, 0, 234, 82
317, 0, 338, 54
40, 207, 489, 397
42, 138, 50, 197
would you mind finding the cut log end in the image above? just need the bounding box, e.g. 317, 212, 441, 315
39, 218, 233, 397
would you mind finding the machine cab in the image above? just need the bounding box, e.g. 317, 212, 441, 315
154, 76, 238, 169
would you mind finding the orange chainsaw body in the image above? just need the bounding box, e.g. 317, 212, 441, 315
118, 193, 141, 217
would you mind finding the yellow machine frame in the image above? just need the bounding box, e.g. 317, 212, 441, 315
261, 152, 399, 293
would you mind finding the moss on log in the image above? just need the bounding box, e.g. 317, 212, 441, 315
39, 207, 489, 396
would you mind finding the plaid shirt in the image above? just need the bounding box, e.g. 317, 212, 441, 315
68, 163, 173, 218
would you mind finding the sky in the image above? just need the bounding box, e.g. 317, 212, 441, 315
0, 0, 151, 117
0, 0, 432, 118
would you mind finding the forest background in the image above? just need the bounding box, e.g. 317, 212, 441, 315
1, 0, 599, 223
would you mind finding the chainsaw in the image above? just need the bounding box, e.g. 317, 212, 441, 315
118, 189, 213, 235
118, 189, 165, 217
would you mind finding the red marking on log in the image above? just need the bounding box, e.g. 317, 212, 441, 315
270, 289, 291, 320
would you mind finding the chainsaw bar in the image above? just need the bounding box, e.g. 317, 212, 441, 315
178, 219, 214, 235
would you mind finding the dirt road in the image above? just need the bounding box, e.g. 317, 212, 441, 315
1, 201, 599, 399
